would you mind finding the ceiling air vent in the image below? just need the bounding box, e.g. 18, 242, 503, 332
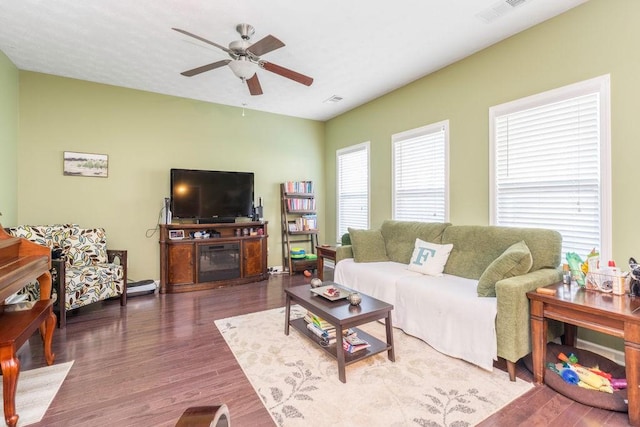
476, 0, 529, 23
323, 95, 343, 104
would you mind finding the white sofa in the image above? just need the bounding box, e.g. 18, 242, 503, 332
334, 220, 563, 380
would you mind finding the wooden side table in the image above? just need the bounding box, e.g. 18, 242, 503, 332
316, 245, 337, 280
527, 282, 640, 426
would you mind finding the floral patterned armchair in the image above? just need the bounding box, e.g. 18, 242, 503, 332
8, 224, 127, 327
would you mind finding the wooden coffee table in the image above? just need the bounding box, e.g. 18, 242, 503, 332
284, 283, 395, 383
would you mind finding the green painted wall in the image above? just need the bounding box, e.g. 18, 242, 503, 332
325, 0, 640, 351
0, 50, 19, 225
17, 72, 325, 281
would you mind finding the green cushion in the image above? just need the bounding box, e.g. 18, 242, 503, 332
442, 225, 561, 279
380, 220, 450, 264
477, 240, 533, 297
348, 228, 389, 263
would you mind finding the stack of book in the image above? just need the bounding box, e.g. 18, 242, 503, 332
303, 311, 357, 347
286, 198, 317, 211
284, 181, 314, 194
304, 311, 336, 344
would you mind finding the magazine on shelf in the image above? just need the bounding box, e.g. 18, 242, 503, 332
343, 340, 370, 353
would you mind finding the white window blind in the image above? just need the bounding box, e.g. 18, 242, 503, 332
336, 142, 369, 241
393, 121, 449, 222
491, 75, 611, 259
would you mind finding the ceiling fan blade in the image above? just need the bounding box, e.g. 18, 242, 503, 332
260, 61, 313, 86
246, 35, 285, 57
246, 74, 263, 95
180, 60, 231, 77
172, 28, 232, 54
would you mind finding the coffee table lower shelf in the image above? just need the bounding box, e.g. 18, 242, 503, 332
289, 317, 391, 365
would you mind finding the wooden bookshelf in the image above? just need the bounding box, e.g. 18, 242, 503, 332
280, 182, 318, 275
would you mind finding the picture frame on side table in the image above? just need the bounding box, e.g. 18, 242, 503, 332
169, 230, 185, 240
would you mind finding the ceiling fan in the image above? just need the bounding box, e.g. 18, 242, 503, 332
172, 23, 314, 95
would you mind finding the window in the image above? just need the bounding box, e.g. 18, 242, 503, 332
336, 142, 369, 241
392, 121, 449, 222
490, 75, 611, 259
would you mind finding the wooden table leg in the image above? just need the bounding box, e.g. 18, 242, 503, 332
43, 309, 56, 366
336, 325, 346, 383
0, 349, 19, 427
529, 299, 547, 385
562, 323, 578, 347
317, 256, 325, 280
284, 294, 291, 336
625, 322, 640, 426
385, 312, 395, 362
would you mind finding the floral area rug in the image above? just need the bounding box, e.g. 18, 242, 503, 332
215, 306, 532, 427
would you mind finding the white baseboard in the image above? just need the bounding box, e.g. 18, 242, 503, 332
576, 338, 625, 366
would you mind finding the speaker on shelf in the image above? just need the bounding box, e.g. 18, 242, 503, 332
161, 197, 172, 224
254, 197, 264, 221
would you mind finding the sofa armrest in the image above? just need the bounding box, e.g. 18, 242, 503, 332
495, 268, 562, 364
336, 245, 353, 263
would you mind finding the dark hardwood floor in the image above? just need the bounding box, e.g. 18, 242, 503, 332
16, 270, 631, 426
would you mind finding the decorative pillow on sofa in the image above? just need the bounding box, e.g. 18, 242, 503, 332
477, 240, 533, 297
348, 227, 389, 263
407, 238, 453, 276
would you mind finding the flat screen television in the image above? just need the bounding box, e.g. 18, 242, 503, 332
170, 168, 254, 223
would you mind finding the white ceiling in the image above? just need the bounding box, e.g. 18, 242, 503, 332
0, 0, 587, 121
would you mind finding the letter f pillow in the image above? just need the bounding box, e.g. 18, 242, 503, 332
408, 238, 453, 276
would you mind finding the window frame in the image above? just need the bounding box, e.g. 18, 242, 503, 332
489, 74, 612, 260
391, 120, 450, 223
335, 141, 370, 242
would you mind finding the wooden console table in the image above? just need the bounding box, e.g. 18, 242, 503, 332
527, 282, 640, 426
159, 222, 268, 293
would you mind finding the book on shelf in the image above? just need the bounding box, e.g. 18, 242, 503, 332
306, 322, 337, 344
304, 311, 334, 332
284, 181, 314, 194
286, 198, 316, 212
296, 214, 317, 231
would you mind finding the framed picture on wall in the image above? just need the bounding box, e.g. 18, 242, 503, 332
63, 151, 108, 177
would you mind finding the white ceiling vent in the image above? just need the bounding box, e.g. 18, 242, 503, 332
476, 0, 529, 23
323, 95, 344, 104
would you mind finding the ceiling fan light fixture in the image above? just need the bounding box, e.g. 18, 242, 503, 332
228, 59, 257, 80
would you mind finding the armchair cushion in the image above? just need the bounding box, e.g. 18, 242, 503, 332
8, 224, 74, 249
63, 228, 109, 266
65, 263, 125, 311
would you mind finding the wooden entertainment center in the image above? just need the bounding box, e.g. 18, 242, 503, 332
159, 222, 268, 294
